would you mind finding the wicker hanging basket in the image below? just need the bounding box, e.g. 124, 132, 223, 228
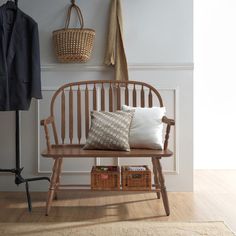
52, 1, 95, 63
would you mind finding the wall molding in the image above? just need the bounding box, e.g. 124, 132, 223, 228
41, 63, 194, 72
37, 87, 179, 175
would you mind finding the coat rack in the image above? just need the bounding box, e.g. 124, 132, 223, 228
0, 0, 50, 212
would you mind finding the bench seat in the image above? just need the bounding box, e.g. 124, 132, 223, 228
42, 145, 173, 158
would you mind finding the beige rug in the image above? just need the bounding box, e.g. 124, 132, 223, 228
0, 221, 234, 236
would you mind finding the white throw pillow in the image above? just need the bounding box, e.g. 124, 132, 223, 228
122, 105, 166, 149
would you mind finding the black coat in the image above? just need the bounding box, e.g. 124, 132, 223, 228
0, 1, 42, 111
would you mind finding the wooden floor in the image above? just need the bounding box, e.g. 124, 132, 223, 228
0, 170, 236, 233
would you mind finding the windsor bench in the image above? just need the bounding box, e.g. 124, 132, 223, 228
41, 80, 175, 216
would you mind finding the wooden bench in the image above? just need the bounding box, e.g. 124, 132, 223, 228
41, 80, 175, 216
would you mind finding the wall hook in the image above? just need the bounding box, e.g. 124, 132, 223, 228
71, 0, 75, 5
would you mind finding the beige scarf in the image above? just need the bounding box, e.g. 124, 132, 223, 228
104, 0, 129, 81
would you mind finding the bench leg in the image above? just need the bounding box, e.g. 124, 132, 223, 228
152, 157, 161, 199
54, 158, 63, 200
45, 158, 60, 216
154, 157, 170, 216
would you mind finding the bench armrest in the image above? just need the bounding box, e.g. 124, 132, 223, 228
40, 116, 54, 126
162, 116, 175, 150
40, 116, 55, 152
162, 116, 175, 126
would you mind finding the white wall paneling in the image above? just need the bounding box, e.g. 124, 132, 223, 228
0, 0, 193, 191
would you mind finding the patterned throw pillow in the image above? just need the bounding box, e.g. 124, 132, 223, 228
83, 111, 134, 151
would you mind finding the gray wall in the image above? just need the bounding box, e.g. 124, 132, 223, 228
0, 0, 193, 191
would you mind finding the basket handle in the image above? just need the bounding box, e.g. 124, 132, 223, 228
65, 1, 84, 29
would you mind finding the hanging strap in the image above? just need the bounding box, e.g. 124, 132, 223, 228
64, 1, 84, 29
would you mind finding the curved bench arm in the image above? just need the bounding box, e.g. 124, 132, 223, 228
40, 116, 55, 152
41, 116, 54, 126
162, 116, 175, 150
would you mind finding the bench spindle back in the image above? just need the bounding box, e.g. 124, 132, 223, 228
49, 80, 163, 145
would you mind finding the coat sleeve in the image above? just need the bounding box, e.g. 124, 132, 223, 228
31, 23, 42, 99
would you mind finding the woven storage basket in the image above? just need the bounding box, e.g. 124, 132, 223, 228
91, 166, 120, 190
53, 1, 95, 63
121, 165, 151, 191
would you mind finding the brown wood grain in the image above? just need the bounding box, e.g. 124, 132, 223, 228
125, 84, 129, 105
43, 123, 51, 152
156, 158, 170, 216
141, 85, 145, 107
117, 84, 121, 110
41, 80, 175, 216
69, 86, 73, 144
152, 157, 161, 199
85, 84, 89, 138
45, 158, 60, 216
109, 83, 113, 112
42, 145, 173, 158
149, 89, 153, 107
2, 170, 236, 233
133, 84, 137, 107
61, 90, 65, 144
101, 83, 105, 111
77, 86, 81, 144
93, 84, 97, 111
